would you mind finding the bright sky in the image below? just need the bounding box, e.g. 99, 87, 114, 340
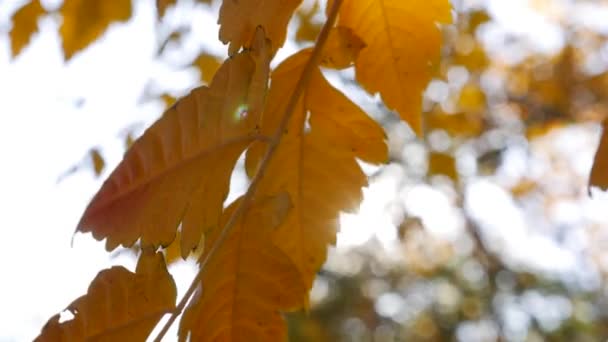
1, 0, 608, 341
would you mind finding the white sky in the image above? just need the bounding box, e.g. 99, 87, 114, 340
1, 0, 608, 341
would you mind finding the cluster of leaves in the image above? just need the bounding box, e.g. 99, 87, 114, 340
9, 0, 455, 340
9, 0, 608, 340
285, 2, 608, 341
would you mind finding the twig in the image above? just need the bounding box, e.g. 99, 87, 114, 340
153, 1, 344, 340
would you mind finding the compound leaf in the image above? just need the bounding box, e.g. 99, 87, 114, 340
76, 34, 270, 255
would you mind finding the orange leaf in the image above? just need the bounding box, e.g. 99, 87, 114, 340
156, 0, 176, 18
9, 0, 46, 58
246, 50, 387, 287
426, 109, 483, 138
590, 120, 608, 192
457, 83, 486, 113
320, 26, 366, 70
77, 35, 270, 253
218, 0, 302, 55
90, 148, 105, 176
194, 53, 222, 84
295, 1, 322, 43
59, 0, 132, 60
36, 251, 176, 341
336, 0, 452, 135
428, 152, 458, 181
178, 194, 306, 341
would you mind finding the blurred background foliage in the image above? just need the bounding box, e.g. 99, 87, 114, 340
6, 0, 608, 340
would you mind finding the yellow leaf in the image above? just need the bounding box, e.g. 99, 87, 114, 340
76, 37, 270, 254
426, 109, 483, 138
428, 152, 458, 181
452, 40, 488, 72
90, 148, 105, 176
468, 10, 491, 32
525, 120, 564, 139
160, 93, 177, 109
246, 50, 387, 288
320, 27, 366, 70
194, 53, 222, 84
510, 178, 538, 198
163, 231, 204, 264
125, 132, 135, 149
178, 194, 306, 341
590, 120, 608, 192
157, 0, 176, 18
9, 0, 46, 58
295, 1, 322, 43
457, 83, 486, 113
218, 0, 302, 55
336, 0, 452, 135
59, 0, 132, 60
36, 251, 176, 341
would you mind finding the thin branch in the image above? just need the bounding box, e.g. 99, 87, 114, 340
152, 1, 344, 340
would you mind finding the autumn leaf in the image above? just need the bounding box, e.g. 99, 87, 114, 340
246, 50, 387, 288
458, 83, 486, 113
160, 93, 177, 109
59, 0, 132, 60
295, 1, 322, 43
319, 26, 366, 69
428, 151, 458, 181
90, 148, 105, 176
9, 0, 45, 58
335, 0, 452, 135
218, 0, 302, 55
36, 251, 176, 341
76, 33, 270, 254
590, 120, 608, 192
156, 0, 177, 18
179, 193, 307, 341
426, 108, 483, 138
194, 53, 222, 84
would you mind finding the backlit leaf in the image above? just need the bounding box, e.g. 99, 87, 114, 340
178, 194, 306, 341
163, 231, 204, 264
9, 0, 45, 58
336, 0, 452, 135
194, 53, 222, 84
76, 36, 270, 254
320, 27, 366, 70
590, 120, 608, 192
36, 251, 176, 341
218, 0, 302, 55
59, 0, 132, 60
246, 50, 388, 288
